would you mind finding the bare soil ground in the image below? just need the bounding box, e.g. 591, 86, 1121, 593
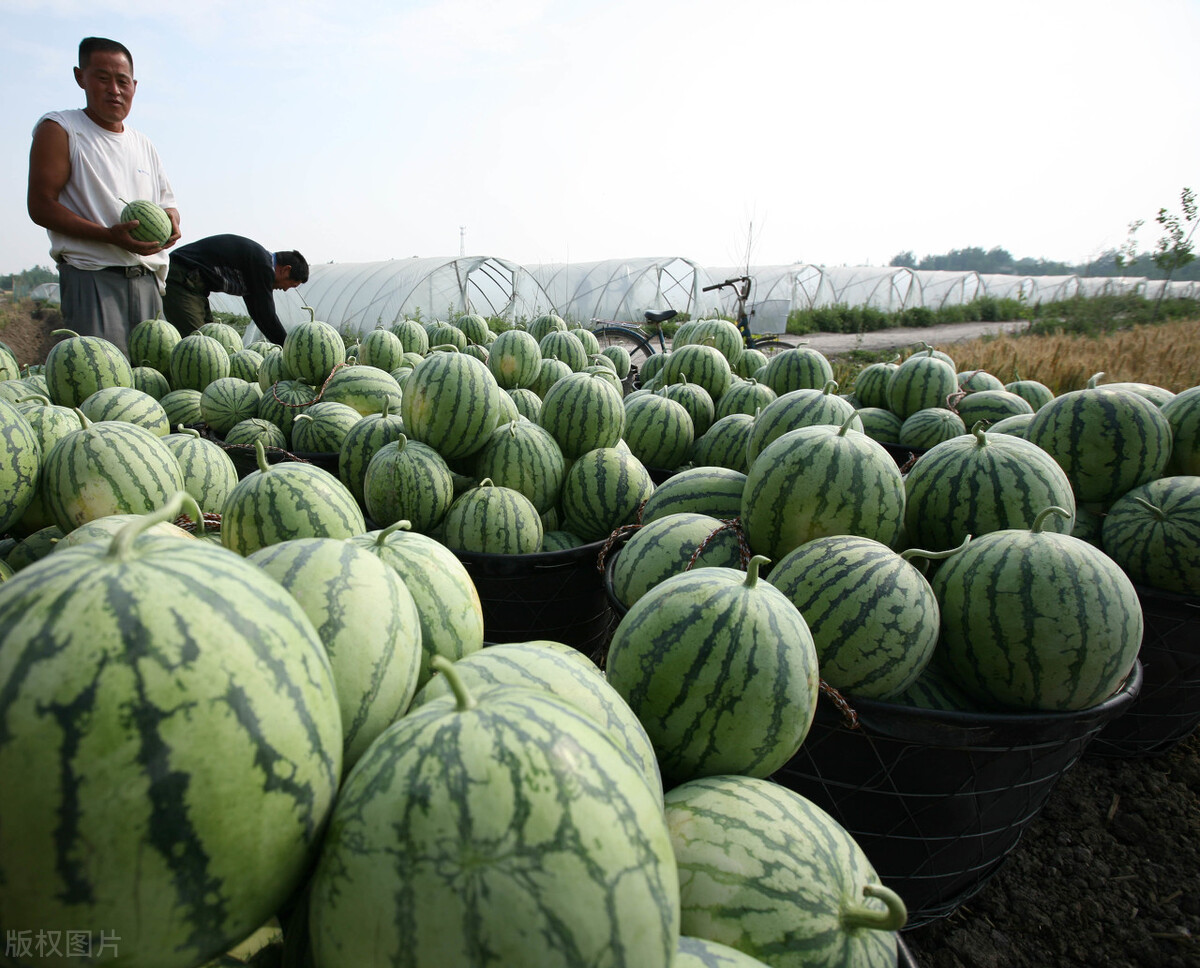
0, 297, 60, 368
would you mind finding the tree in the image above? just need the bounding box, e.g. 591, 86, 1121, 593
889, 250, 917, 268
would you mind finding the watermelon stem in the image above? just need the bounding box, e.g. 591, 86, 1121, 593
253, 438, 271, 474
1032, 506, 1072, 533
840, 882, 908, 933
375, 520, 413, 544
107, 491, 188, 560
431, 655, 476, 712
901, 534, 972, 564
1131, 496, 1167, 521
743, 555, 770, 586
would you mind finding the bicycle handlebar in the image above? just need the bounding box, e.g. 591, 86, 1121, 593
702, 276, 751, 293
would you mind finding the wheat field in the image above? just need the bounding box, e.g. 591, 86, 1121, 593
936, 318, 1200, 395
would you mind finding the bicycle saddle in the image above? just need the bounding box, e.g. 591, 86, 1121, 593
644, 309, 678, 323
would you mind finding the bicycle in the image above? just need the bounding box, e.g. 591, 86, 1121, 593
589, 276, 794, 375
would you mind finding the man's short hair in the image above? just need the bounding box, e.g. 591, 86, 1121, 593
79, 37, 134, 72
276, 251, 309, 284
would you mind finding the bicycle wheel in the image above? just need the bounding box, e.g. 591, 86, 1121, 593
748, 336, 796, 356
593, 326, 657, 373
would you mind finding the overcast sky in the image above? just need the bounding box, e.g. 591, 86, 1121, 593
3, 0, 1198, 276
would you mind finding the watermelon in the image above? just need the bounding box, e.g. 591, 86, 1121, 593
160, 388, 204, 428
290, 400, 362, 454
227, 348, 264, 384
220, 440, 366, 556
759, 347, 834, 396
673, 318, 745, 368
258, 379, 317, 439
357, 327, 406, 372
897, 407, 965, 449
954, 389, 1034, 427
608, 512, 746, 609
196, 321, 244, 357
0, 494, 342, 968
931, 506, 1143, 711
440, 479, 544, 554
662, 379, 716, 437
560, 446, 655, 542
1004, 377, 1055, 411
623, 392, 695, 471
131, 364, 170, 401
1025, 386, 1174, 505
887, 350, 957, 420
319, 363, 403, 416
363, 435, 456, 534
986, 412, 1036, 438
767, 534, 955, 700
539, 370, 626, 458
741, 416, 905, 560
347, 521, 485, 687
44, 331, 134, 408
902, 423, 1076, 551
0, 340, 21, 382
746, 382, 861, 463
163, 426, 240, 515
690, 413, 755, 474
79, 385, 171, 436
661, 344, 732, 402
472, 418, 565, 514
1162, 385, 1200, 476
282, 312, 346, 385
600, 343, 632, 380
664, 775, 904, 968
956, 368, 1005, 393
427, 321, 468, 352
733, 348, 768, 380
400, 351, 504, 460
223, 417, 288, 452
337, 401, 406, 507
852, 359, 899, 410
1100, 475, 1200, 596
248, 537, 423, 767
675, 936, 774, 967
854, 407, 903, 445
532, 356, 573, 397
119, 197, 172, 243
170, 333, 231, 392
639, 466, 747, 524
307, 657, 681, 968
605, 556, 819, 785
57, 510, 197, 549
390, 318, 431, 355
529, 312, 568, 341
408, 639, 662, 799
0, 398, 41, 535
1087, 371, 1176, 407
200, 377, 262, 437
256, 349, 287, 391
486, 328, 543, 389
713, 378, 776, 420
42, 417, 184, 532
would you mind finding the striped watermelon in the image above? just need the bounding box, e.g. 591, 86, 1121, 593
319, 364, 403, 416
3, 525, 64, 573
337, 401, 406, 507
956, 368, 1005, 393
223, 417, 288, 452
606, 556, 818, 784
441, 479, 544, 554
1100, 475, 1200, 596
363, 436, 455, 533
427, 321, 468, 352
759, 347, 834, 396
852, 359, 899, 410
539, 370, 626, 458
538, 329, 589, 372
200, 377, 263, 436
639, 466, 747, 524
733, 347, 768, 380
529, 312, 568, 341
197, 321, 244, 357
675, 936, 775, 967
119, 197, 172, 243
455, 312, 492, 346
347, 522, 485, 687
507, 387, 543, 422
159, 388, 204, 429
661, 344, 732, 402
170, 333, 231, 392
741, 418, 905, 561
408, 639, 663, 799
767, 534, 949, 699
854, 407, 903, 445
1088, 371, 1176, 407
609, 512, 745, 609
639, 352, 669, 385
0, 398, 41, 535
560, 446, 655, 542
131, 363, 169, 402
1162, 385, 1200, 476
889, 662, 977, 712
664, 775, 904, 968
256, 349, 287, 390
1025, 387, 1174, 505
662, 379, 716, 437
690, 413, 755, 474
227, 348, 264, 384
220, 440, 366, 556
486, 328, 543, 389
887, 350, 957, 420
600, 343, 632, 380
897, 407, 965, 449
714, 378, 776, 420
79, 385, 171, 436
258, 379, 317, 439
903, 423, 1076, 551
954, 389, 1034, 427
163, 426, 240, 515
357, 327, 406, 372
44, 331, 134, 408
42, 418, 184, 532
0, 339, 21, 381
400, 352, 504, 460
1005, 376, 1055, 411
931, 506, 1143, 711
530, 357, 572, 398
390, 318, 430, 355
307, 657, 681, 968
673, 318, 745, 368
248, 537, 423, 767
623, 392, 695, 471
56, 509, 197, 550
10, 397, 79, 535
473, 418, 565, 514
282, 313, 346, 385
290, 400, 363, 454
0, 495, 342, 968
986, 412, 1036, 438
746, 382, 861, 463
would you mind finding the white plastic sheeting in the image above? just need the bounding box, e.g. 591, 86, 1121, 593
1028, 275, 1080, 303
913, 270, 983, 309
978, 274, 1037, 302
213, 256, 555, 341
811, 265, 918, 312
527, 257, 720, 326
1076, 275, 1146, 298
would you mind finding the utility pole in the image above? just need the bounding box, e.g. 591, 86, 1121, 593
460, 226, 466, 258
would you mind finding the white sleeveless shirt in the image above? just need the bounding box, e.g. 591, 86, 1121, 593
34, 109, 177, 283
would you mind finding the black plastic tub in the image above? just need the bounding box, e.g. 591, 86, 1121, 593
1088, 584, 1200, 758
772, 662, 1143, 929
452, 540, 613, 664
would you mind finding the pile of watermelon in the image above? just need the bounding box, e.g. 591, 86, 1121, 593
2, 306, 1197, 967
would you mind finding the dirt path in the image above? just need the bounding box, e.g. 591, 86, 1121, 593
791, 319, 1032, 356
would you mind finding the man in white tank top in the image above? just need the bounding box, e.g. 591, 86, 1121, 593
27, 37, 180, 355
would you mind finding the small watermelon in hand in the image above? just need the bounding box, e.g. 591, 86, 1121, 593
119, 198, 172, 244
